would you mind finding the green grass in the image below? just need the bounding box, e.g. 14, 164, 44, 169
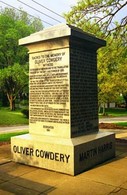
0, 107, 29, 126
99, 108, 127, 117
114, 122, 127, 127
0, 130, 28, 142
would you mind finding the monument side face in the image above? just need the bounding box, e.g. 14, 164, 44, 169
28, 38, 71, 138
70, 41, 98, 137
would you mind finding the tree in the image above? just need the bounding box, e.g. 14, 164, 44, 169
0, 63, 28, 111
64, 0, 127, 37
0, 7, 43, 68
0, 7, 43, 108
112, 60, 127, 108
65, 0, 127, 114
97, 34, 127, 113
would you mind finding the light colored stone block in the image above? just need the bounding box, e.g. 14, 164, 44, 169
29, 47, 70, 138
11, 24, 115, 175
11, 132, 115, 175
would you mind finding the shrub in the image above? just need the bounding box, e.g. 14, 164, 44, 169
21, 108, 29, 119
20, 100, 29, 106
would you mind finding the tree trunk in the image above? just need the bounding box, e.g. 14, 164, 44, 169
7, 93, 15, 111
102, 103, 106, 115
9, 99, 15, 111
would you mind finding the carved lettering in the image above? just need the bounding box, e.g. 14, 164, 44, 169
79, 142, 113, 162
29, 49, 69, 125
13, 145, 70, 163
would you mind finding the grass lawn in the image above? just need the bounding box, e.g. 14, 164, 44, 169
99, 108, 127, 117
0, 107, 29, 126
114, 122, 127, 127
0, 130, 28, 142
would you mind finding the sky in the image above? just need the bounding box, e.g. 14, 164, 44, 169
0, 0, 77, 28
0, 0, 126, 30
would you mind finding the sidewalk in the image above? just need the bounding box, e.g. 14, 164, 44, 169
99, 116, 127, 123
0, 125, 29, 134
0, 131, 127, 194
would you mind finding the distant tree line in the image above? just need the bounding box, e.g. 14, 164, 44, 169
0, 7, 43, 110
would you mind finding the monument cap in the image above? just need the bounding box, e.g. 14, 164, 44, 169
19, 23, 106, 49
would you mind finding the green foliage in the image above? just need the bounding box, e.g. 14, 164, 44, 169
116, 95, 126, 106
64, 0, 127, 36
0, 107, 28, 125
98, 35, 127, 111
21, 108, 29, 119
0, 63, 28, 92
0, 131, 28, 142
0, 7, 43, 109
0, 63, 28, 110
65, 0, 127, 116
0, 7, 43, 68
20, 100, 29, 107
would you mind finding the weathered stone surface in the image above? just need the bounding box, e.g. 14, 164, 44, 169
11, 24, 115, 175
11, 131, 115, 175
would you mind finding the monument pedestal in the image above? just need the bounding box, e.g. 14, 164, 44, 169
11, 131, 115, 175
11, 24, 115, 175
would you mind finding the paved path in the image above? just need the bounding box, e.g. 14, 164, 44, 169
0, 125, 29, 134
0, 142, 127, 194
99, 116, 127, 123
0, 124, 127, 194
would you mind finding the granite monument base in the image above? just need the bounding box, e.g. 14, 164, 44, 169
11, 132, 115, 175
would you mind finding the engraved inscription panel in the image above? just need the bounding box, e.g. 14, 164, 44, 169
29, 48, 70, 138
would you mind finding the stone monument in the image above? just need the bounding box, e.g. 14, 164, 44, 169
11, 24, 115, 175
